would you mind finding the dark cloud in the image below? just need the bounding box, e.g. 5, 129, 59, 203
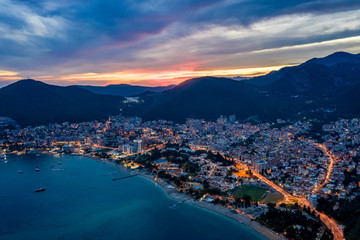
0, 0, 359, 81
187, 0, 360, 25
0, 0, 219, 67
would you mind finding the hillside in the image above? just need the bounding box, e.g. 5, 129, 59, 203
124, 77, 281, 122
76, 84, 175, 97
125, 52, 360, 122
1, 52, 359, 126
0, 80, 124, 127
248, 51, 360, 87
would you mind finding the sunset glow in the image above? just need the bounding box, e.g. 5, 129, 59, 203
0, 1, 359, 87
30, 65, 291, 86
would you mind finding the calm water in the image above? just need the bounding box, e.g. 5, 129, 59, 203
0, 154, 265, 240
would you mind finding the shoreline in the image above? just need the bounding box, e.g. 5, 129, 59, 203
95, 153, 286, 240
32, 153, 285, 240
139, 173, 286, 240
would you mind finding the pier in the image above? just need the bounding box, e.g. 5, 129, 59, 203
112, 174, 139, 181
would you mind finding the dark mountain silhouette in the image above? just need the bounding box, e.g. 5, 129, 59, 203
0, 79, 124, 127
304, 51, 360, 66
1, 51, 359, 126
75, 84, 175, 97
124, 51, 360, 122
248, 51, 360, 86
124, 77, 282, 122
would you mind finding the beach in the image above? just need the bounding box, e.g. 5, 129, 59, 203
138, 171, 286, 240
1, 154, 269, 240
72, 154, 284, 240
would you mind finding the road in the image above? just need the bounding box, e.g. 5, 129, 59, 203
98, 142, 343, 239
312, 142, 337, 193
298, 137, 337, 193
234, 159, 344, 240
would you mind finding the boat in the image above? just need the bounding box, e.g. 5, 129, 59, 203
34, 187, 46, 192
169, 201, 184, 209
35, 167, 40, 172
169, 203, 179, 209
18, 170, 23, 174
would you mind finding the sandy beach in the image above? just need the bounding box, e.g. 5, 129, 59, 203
83, 154, 285, 240
139, 172, 286, 240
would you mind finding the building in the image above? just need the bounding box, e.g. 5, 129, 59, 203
229, 114, 237, 123
154, 158, 168, 165
122, 144, 135, 154
253, 160, 268, 172
308, 194, 318, 207
134, 139, 142, 153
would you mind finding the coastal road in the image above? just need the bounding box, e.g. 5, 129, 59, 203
252, 166, 343, 240
298, 138, 343, 240
233, 160, 344, 240
298, 137, 337, 193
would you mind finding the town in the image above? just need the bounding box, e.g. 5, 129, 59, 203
1, 115, 359, 240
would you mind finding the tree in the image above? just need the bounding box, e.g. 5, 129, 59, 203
150, 148, 161, 160
203, 180, 210, 189
243, 194, 251, 208
267, 203, 276, 211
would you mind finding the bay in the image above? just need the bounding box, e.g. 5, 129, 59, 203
0, 154, 266, 240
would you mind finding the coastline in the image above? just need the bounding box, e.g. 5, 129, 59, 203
43, 153, 284, 240
100, 155, 286, 240
8, 152, 284, 239
86, 153, 343, 240
139, 172, 286, 240
9, 152, 285, 240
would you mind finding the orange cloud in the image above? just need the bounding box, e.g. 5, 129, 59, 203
0, 70, 21, 81
33, 65, 292, 86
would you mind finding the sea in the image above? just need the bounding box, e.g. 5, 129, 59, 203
0, 154, 266, 240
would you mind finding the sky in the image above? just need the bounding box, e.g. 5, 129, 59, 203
0, 0, 360, 87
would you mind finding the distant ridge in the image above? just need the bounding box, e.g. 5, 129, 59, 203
124, 51, 360, 122
247, 51, 360, 86
124, 76, 279, 121
1, 51, 359, 127
75, 84, 175, 97
0, 79, 125, 127
304, 51, 360, 66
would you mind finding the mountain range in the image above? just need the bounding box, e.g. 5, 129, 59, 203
0, 80, 124, 127
0, 51, 359, 127
123, 51, 360, 122
75, 84, 175, 97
